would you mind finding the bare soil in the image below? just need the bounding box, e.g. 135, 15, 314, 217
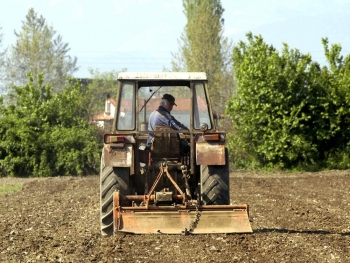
1, 170, 350, 262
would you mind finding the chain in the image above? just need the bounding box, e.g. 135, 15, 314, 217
189, 203, 201, 233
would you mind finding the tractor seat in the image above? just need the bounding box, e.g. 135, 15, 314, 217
151, 126, 181, 159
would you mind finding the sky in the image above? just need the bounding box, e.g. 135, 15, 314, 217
1, 0, 350, 78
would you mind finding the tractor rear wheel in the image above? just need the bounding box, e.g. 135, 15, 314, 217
200, 148, 230, 205
100, 153, 129, 235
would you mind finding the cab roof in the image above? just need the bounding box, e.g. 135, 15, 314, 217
117, 72, 207, 80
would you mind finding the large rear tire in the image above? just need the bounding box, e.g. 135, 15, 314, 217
200, 148, 230, 205
100, 152, 130, 236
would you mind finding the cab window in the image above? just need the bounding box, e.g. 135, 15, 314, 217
194, 82, 211, 129
117, 83, 135, 130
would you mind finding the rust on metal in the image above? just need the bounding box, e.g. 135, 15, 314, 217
196, 143, 225, 165
113, 190, 121, 233
113, 191, 252, 234
151, 126, 181, 159
119, 194, 184, 202
147, 164, 185, 198
103, 144, 133, 167
118, 210, 252, 234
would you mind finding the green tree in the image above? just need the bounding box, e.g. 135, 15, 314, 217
0, 27, 6, 92
0, 74, 101, 177
226, 33, 335, 170
171, 0, 233, 113
83, 69, 122, 117
321, 38, 350, 169
4, 8, 77, 94
0, 27, 5, 64
227, 33, 350, 170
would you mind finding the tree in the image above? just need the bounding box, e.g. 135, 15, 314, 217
82, 69, 122, 118
226, 32, 350, 170
0, 27, 6, 92
321, 38, 350, 169
0, 27, 4, 65
171, 0, 233, 113
0, 74, 101, 177
4, 8, 77, 94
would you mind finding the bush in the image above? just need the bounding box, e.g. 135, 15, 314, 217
227, 33, 350, 171
0, 74, 102, 177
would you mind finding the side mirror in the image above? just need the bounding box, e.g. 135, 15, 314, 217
200, 123, 209, 132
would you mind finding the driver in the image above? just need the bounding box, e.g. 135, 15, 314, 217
146, 94, 189, 151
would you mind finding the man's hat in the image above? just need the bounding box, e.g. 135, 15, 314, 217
162, 94, 177, 106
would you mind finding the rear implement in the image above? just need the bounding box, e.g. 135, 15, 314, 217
113, 191, 252, 234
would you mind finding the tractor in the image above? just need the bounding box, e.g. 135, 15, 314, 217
100, 72, 252, 234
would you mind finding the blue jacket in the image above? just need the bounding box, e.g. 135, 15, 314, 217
146, 106, 188, 147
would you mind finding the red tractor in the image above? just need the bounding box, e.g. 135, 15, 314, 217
100, 72, 252, 235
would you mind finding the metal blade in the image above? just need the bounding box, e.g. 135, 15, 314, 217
115, 209, 252, 234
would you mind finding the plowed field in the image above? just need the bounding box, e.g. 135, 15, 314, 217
1, 170, 350, 262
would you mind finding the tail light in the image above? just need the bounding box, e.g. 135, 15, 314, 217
203, 133, 220, 141
104, 134, 125, 144
196, 133, 225, 142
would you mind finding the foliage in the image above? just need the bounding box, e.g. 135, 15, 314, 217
0, 74, 101, 177
82, 69, 121, 117
171, 0, 234, 113
320, 38, 350, 169
0, 27, 6, 92
0, 27, 5, 65
226, 33, 350, 170
3, 8, 77, 94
